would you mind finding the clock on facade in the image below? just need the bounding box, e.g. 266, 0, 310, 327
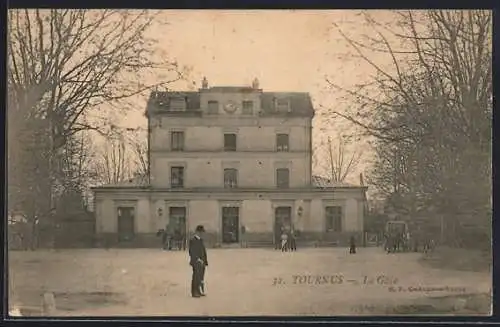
224, 101, 239, 114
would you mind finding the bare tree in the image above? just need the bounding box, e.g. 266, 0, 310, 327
327, 10, 491, 145
7, 9, 187, 246
8, 9, 184, 138
89, 136, 132, 186
59, 131, 94, 191
325, 10, 492, 247
124, 128, 149, 181
314, 134, 362, 183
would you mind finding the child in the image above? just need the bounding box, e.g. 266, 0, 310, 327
281, 232, 288, 252
349, 235, 356, 254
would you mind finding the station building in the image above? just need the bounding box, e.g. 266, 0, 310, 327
92, 78, 367, 248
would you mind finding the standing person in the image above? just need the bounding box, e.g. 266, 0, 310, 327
166, 223, 175, 250
289, 229, 297, 251
280, 230, 288, 252
156, 228, 166, 249
188, 225, 208, 298
349, 235, 357, 254
162, 228, 169, 250
162, 224, 172, 250
276, 225, 284, 250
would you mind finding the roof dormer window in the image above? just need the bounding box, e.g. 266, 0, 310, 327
208, 100, 219, 115
242, 100, 254, 115
169, 97, 187, 111
275, 98, 291, 113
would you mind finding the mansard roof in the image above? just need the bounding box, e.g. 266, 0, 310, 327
145, 87, 315, 118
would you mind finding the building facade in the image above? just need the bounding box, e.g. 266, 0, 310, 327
93, 79, 367, 248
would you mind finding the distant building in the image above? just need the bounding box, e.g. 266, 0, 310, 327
92, 79, 367, 247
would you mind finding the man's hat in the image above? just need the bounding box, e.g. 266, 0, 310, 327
195, 225, 205, 232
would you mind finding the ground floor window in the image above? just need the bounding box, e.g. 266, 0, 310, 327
222, 207, 239, 243
325, 206, 342, 232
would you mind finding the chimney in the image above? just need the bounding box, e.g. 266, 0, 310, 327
202, 77, 208, 89
252, 78, 259, 89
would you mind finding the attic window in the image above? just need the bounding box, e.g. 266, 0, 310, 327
242, 100, 254, 114
275, 98, 291, 113
208, 100, 219, 114
169, 97, 187, 111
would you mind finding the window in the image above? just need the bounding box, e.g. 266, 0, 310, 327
242, 100, 254, 114
275, 98, 290, 112
208, 101, 219, 114
276, 168, 290, 188
170, 131, 184, 151
325, 206, 342, 232
276, 134, 289, 152
224, 133, 237, 151
169, 97, 186, 111
170, 167, 184, 188
224, 168, 238, 188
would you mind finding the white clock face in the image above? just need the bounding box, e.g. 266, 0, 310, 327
224, 101, 238, 113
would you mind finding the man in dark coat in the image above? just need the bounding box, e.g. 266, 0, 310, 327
189, 225, 208, 297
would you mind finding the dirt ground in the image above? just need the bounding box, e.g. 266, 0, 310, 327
8, 247, 492, 316
419, 246, 492, 273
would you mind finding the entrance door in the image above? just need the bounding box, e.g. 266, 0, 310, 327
168, 207, 187, 249
222, 207, 239, 244
274, 206, 292, 244
117, 207, 135, 242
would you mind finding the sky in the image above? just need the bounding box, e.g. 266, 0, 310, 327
118, 10, 399, 184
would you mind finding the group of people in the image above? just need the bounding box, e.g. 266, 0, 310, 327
383, 231, 436, 253
277, 227, 358, 255
278, 227, 297, 252
157, 227, 185, 251
384, 232, 406, 253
